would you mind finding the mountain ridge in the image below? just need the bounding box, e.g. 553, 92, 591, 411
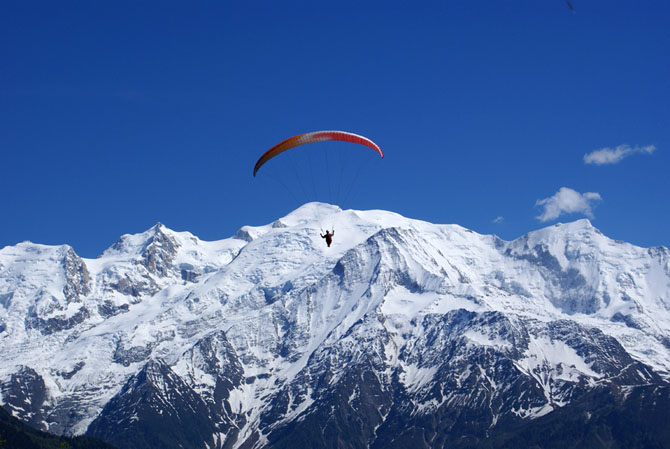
1, 202, 668, 448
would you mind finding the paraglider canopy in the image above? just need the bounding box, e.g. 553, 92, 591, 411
253, 130, 383, 177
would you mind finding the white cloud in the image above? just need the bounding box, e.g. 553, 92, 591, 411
536, 187, 602, 222
493, 216, 504, 224
584, 144, 656, 165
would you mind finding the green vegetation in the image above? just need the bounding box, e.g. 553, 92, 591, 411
0, 407, 116, 449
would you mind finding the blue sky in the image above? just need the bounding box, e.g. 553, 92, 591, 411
1, 1, 668, 257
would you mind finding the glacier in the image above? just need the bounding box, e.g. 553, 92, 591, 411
0, 202, 669, 448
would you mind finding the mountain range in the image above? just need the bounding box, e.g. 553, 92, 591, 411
1, 203, 669, 448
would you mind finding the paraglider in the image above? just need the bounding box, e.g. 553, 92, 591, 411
253, 130, 383, 177
254, 130, 383, 247
320, 229, 334, 247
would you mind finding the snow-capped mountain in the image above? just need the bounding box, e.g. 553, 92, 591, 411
1, 203, 669, 449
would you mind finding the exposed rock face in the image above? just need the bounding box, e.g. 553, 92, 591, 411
0, 203, 669, 448
139, 224, 179, 277
87, 360, 217, 449
89, 332, 247, 449
1, 366, 47, 429
62, 247, 91, 303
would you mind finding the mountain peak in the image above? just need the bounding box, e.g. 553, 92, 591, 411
150, 221, 165, 232
278, 202, 343, 226
0, 241, 75, 265
553, 218, 594, 230
104, 222, 180, 257
516, 217, 603, 248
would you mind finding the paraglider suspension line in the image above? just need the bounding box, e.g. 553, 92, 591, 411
336, 148, 346, 206
289, 148, 310, 204
308, 150, 318, 204
342, 154, 373, 207
268, 172, 302, 206
325, 150, 333, 205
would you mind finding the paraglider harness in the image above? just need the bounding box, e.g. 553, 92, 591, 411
320, 228, 334, 247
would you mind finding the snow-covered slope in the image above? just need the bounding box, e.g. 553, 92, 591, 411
1, 203, 669, 448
